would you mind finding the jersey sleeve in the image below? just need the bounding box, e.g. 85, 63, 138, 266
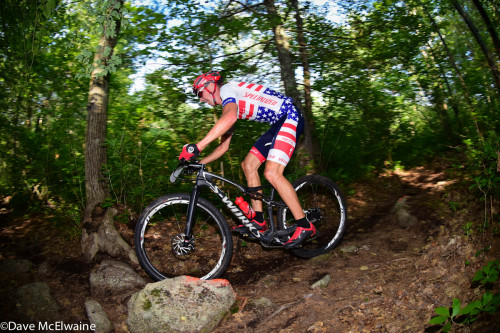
220, 84, 237, 107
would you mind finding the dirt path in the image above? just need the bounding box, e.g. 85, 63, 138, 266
0, 162, 499, 332
213, 163, 499, 332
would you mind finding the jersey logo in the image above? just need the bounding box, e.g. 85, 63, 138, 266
243, 92, 278, 106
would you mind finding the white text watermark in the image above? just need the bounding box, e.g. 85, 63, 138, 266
1, 321, 96, 331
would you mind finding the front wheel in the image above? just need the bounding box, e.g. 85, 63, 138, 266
278, 175, 347, 258
134, 193, 233, 280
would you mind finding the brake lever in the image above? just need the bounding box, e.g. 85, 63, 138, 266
170, 160, 201, 183
170, 160, 190, 183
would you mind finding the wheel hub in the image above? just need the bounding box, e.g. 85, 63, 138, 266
306, 208, 322, 224
171, 233, 195, 257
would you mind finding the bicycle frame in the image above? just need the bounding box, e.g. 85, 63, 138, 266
178, 163, 288, 247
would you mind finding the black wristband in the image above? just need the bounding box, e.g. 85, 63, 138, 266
186, 144, 200, 157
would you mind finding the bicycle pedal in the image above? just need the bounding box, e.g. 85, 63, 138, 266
311, 230, 319, 239
232, 227, 257, 240
241, 232, 257, 240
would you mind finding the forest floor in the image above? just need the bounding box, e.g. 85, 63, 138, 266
1, 159, 499, 332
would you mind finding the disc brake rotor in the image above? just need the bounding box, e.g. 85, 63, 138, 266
171, 233, 195, 259
306, 208, 323, 224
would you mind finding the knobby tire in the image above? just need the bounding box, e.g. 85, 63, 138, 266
278, 175, 347, 258
134, 193, 233, 281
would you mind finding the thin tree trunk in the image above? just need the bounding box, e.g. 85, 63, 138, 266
420, 2, 483, 139
422, 5, 468, 95
471, 0, 500, 60
291, 0, 312, 118
263, 0, 315, 167
290, 0, 321, 167
452, 0, 500, 95
81, 0, 136, 263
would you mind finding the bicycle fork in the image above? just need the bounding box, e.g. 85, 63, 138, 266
180, 183, 201, 250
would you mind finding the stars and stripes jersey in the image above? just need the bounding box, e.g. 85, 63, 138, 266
220, 81, 304, 166
220, 81, 300, 124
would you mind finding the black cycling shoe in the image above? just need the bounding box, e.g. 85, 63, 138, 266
283, 222, 317, 249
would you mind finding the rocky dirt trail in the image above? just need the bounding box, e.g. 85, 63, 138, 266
214, 163, 500, 332
0, 161, 499, 332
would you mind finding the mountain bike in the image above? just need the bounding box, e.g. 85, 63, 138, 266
134, 161, 347, 281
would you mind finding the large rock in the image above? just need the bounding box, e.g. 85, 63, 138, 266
392, 196, 418, 228
85, 299, 114, 333
127, 276, 236, 333
311, 274, 332, 289
16, 282, 60, 322
0, 259, 34, 277
90, 260, 146, 295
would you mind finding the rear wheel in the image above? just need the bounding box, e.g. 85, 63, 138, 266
278, 175, 347, 258
134, 193, 233, 280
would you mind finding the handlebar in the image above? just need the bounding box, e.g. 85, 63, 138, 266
170, 161, 204, 183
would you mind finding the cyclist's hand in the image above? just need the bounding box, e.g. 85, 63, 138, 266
179, 144, 200, 162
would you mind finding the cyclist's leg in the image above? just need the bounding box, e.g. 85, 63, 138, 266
241, 118, 284, 210
263, 114, 305, 219
264, 114, 315, 247
263, 160, 305, 220
241, 152, 264, 211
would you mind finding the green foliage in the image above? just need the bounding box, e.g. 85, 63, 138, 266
429, 293, 500, 331
473, 260, 499, 285
74, 0, 127, 79
429, 260, 500, 331
0, 0, 499, 236
462, 222, 473, 239
464, 133, 500, 198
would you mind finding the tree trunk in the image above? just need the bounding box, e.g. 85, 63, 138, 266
263, 0, 316, 169
290, 0, 322, 168
452, 0, 500, 95
291, 0, 311, 116
420, 3, 482, 139
81, 0, 135, 263
471, 0, 500, 60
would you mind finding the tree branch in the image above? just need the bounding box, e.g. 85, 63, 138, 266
219, 1, 264, 19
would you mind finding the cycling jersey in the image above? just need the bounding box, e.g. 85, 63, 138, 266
220, 81, 301, 124
220, 81, 304, 166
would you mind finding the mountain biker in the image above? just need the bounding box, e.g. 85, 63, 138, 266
178, 70, 315, 248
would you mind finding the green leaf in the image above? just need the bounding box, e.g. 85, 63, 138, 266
435, 307, 450, 316
442, 321, 452, 332
482, 291, 493, 306
473, 270, 485, 282
458, 304, 471, 315
103, 46, 112, 57
484, 305, 497, 313
452, 298, 461, 317
429, 315, 448, 325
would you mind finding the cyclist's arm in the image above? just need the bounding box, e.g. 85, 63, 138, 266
196, 102, 237, 151
199, 128, 233, 164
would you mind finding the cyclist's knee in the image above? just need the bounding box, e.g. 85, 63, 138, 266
263, 168, 282, 185
241, 159, 252, 175
241, 154, 261, 175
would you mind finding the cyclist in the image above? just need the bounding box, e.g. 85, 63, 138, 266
178, 70, 315, 248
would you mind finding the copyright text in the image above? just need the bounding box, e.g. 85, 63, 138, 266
1, 321, 96, 331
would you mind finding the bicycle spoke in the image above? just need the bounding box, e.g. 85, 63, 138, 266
171, 204, 184, 233
135, 194, 232, 280
279, 175, 347, 258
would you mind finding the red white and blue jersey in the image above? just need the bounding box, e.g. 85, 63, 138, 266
220, 81, 300, 124
220, 81, 304, 166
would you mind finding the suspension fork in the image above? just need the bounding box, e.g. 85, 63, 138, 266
183, 182, 202, 243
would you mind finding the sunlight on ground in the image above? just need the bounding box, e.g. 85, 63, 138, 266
393, 168, 457, 191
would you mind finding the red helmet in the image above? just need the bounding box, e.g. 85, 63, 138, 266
193, 70, 223, 96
